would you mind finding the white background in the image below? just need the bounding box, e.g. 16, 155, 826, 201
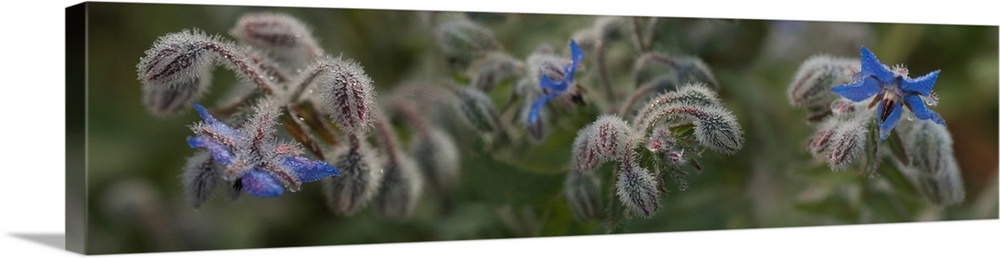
0, 0, 997, 257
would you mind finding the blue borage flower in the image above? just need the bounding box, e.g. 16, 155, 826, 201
527, 40, 584, 127
831, 47, 944, 141
187, 103, 339, 197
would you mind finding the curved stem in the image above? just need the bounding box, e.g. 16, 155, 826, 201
371, 110, 403, 165
596, 39, 613, 101
202, 42, 278, 95
617, 81, 658, 119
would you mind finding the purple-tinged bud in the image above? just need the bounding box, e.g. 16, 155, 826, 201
616, 164, 660, 218
411, 127, 461, 195
137, 30, 219, 89
645, 126, 678, 153
830, 98, 858, 116
826, 116, 868, 171
588, 114, 633, 162
317, 57, 376, 134
787, 55, 858, 112
571, 125, 599, 171
181, 151, 221, 209
325, 136, 384, 215
142, 71, 211, 116
456, 87, 499, 132
435, 19, 500, 67
632, 83, 720, 126
229, 13, 322, 67
639, 103, 744, 155
374, 154, 424, 220
808, 119, 839, 158
564, 169, 602, 221
137, 29, 280, 96
904, 120, 965, 205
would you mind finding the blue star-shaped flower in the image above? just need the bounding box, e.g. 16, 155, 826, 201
527, 40, 584, 127
831, 47, 945, 141
187, 103, 339, 197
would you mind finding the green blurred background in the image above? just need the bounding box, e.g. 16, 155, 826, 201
81, 2, 998, 254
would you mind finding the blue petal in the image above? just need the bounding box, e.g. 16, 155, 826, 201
904, 94, 946, 125
900, 70, 940, 96
241, 169, 284, 197
540, 74, 568, 92
283, 156, 339, 182
187, 136, 234, 165
192, 103, 220, 125
566, 40, 584, 82
832, 77, 881, 102
527, 95, 552, 125
878, 100, 903, 141
192, 103, 239, 136
860, 47, 894, 83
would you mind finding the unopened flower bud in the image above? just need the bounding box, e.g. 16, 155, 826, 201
435, 19, 500, 68
230, 13, 322, 67
787, 55, 858, 115
640, 103, 744, 155
412, 127, 461, 195
142, 71, 211, 116
318, 57, 376, 134
137, 30, 219, 89
564, 169, 602, 221
468, 52, 524, 91
588, 114, 633, 161
456, 87, 499, 132
181, 151, 221, 209
827, 116, 868, 171
905, 120, 965, 205
325, 137, 384, 215
616, 164, 660, 218
374, 154, 424, 220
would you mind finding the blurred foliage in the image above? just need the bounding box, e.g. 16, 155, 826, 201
82, 2, 998, 254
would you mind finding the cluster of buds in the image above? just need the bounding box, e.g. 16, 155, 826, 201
788, 47, 964, 206
567, 82, 743, 220
137, 13, 460, 220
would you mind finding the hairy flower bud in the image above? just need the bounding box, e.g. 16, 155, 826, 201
787, 55, 858, 120
905, 120, 965, 205
411, 128, 461, 195
137, 29, 280, 96
826, 116, 868, 171
456, 87, 499, 132
318, 57, 376, 134
435, 19, 500, 67
137, 30, 219, 89
230, 12, 322, 68
142, 71, 211, 116
807, 119, 839, 158
564, 169, 602, 221
589, 114, 633, 162
181, 151, 221, 209
571, 125, 599, 171
325, 137, 383, 215
468, 52, 524, 91
616, 164, 660, 218
633, 83, 721, 126
374, 154, 424, 220
639, 103, 744, 155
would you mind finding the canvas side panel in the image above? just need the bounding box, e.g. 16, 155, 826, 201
65, 2, 88, 254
